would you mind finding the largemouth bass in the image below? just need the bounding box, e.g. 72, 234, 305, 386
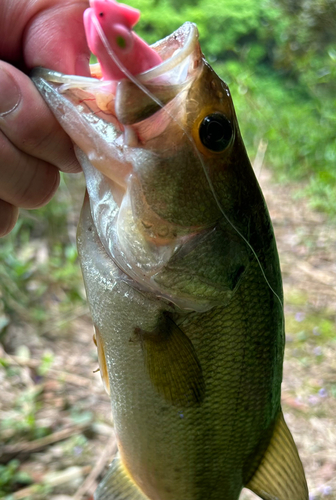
32, 5, 308, 500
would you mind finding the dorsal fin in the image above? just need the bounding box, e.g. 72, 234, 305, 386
246, 411, 308, 500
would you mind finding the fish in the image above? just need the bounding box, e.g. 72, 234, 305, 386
32, 1, 309, 499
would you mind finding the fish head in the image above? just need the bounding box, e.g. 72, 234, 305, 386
110, 23, 250, 232
32, 22, 255, 307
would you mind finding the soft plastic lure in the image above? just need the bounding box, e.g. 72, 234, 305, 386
84, 0, 162, 80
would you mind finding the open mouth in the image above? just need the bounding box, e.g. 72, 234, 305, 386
32, 22, 203, 186
32, 24, 204, 203
122, 21, 200, 84
32, 22, 201, 128
89, 21, 200, 83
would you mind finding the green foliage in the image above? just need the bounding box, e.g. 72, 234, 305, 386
38, 351, 55, 376
0, 175, 85, 339
212, 61, 336, 215
132, 0, 280, 63
130, 0, 335, 216
0, 384, 50, 440
0, 460, 32, 496
274, 0, 336, 56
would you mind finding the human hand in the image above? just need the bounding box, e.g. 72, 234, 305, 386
0, 0, 90, 236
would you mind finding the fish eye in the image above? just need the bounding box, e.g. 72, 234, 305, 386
199, 113, 233, 152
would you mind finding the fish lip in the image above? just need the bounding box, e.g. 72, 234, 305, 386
137, 22, 200, 82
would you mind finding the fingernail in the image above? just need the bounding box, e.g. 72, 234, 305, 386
0, 68, 21, 116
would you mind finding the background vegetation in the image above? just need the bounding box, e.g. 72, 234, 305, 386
0, 0, 335, 498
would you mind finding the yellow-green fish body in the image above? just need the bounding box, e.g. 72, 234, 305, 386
32, 22, 308, 500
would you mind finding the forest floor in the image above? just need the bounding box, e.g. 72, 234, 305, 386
0, 166, 335, 500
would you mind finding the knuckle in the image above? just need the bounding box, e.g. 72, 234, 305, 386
20, 122, 54, 154
14, 159, 60, 209
20, 123, 79, 173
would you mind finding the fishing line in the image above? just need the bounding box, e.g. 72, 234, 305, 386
91, 15, 166, 111
91, 14, 284, 311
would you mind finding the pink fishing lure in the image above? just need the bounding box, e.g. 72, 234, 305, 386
84, 0, 162, 81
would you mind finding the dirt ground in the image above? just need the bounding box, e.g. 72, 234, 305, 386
0, 167, 335, 500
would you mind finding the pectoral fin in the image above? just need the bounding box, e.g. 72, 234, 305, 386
95, 455, 149, 500
93, 325, 110, 396
246, 411, 308, 500
135, 313, 205, 407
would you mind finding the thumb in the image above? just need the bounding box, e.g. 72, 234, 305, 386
23, 0, 90, 76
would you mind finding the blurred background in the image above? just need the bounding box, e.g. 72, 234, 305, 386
0, 0, 335, 498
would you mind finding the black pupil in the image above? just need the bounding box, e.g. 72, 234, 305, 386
199, 113, 233, 152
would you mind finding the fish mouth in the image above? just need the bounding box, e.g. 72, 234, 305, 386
133, 21, 200, 83
32, 22, 201, 126
33, 21, 200, 83
31, 24, 211, 310
32, 22, 203, 183
114, 22, 201, 126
